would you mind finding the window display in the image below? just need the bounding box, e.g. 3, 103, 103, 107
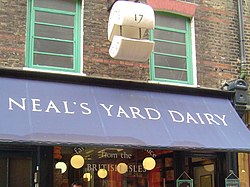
53, 147, 171, 187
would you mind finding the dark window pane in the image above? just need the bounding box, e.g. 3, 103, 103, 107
35, 11, 74, 26
155, 68, 187, 81
34, 0, 76, 12
155, 41, 186, 56
34, 39, 73, 55
156, 13, 186, 30
35, 24, 74, 40
34, 54, 74, 68
155, 54, 187, 69
154, 29, 185, 43
9, 158, 32, 187
0, 158, 7, 186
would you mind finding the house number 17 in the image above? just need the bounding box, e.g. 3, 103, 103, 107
135, 14, 143, 23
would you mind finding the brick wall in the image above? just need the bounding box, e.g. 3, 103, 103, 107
183, 0, 249, 88
83, 0, 149, 81
0, 0, 249, 89
83, 0, 250, 88
0, 0, 26, 68
244, 0, 250, 83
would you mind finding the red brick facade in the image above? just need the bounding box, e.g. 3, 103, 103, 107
0, 0, 249, 89
147, 0, 197, 17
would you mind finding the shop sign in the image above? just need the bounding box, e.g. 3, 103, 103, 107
225, 171, 240, 187
1, 76, 250, 151
7, 97, 230, 127
225, 179, 240, 187
176, 180, 193, 187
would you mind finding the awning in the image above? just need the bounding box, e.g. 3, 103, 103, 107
0, 75, 250, 152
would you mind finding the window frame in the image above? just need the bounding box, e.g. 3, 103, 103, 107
150, 12, 194, 85
25, 0, 82, 73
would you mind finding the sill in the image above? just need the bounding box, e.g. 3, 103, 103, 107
23, 67, 86, 77
148, 80, 198, 88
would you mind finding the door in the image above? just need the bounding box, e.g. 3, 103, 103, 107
191, 157, 215, 187
0, 152, 34, 187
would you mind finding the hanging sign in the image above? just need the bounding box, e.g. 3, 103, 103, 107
225, 179, 240, 187
177, 180, 193, 187
176, 171, 193, 187
225, 171, 240, 187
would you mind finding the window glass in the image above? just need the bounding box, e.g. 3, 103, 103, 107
26, 0, 81, 73
54, 147, 173, 187
34, 54, 74, 68
0, 157, 32, 187
35, 12, 74, 27
35, 24, 74, 40
154, 55, 187, 69
155, 68, 187, 81
150, 12, 193, 84
34, 0, 76, 12
9, 158, 32, 187
154, 41, 186, 56
154, 29, 185, 43
155, 13, 186, 30
34, 39, 73, 55
0, 158, 7, 186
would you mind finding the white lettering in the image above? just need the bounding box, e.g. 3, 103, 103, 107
87, 164, 92, 171
100, 104, 113, 116
92, 164, 97, 171
196, 113, 205, 124
214, 114, 228, 126
8, 97, 26, 111
63, 101, 74, 114
168, 110, 184, 123
80, 103, 92, 115
45, 100, 61, 113
145, 108, 161, 120
117, 106, 130, 118
145, 149, 157, 158
186, 112, 199, 124
31, 99, 42, 112
204, 113, 220, 125
129, 107, 146, 119
101, 151, 118, 158
109, 164, 115, 171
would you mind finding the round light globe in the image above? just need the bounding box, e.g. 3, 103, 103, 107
97, 169, 108, 179
142, 157, 156, 170
70, 155, 84, 169
55, 162, 67, 173
83, 172, 92, 181
117, 163, 128, 174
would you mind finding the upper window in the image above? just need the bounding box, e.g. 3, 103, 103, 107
150, 12, 194, 85
26, 0, 82, 73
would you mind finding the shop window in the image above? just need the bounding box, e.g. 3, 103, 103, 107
150, 12, 195, 85
53, 147, 173, 187
26, 0, 82, 73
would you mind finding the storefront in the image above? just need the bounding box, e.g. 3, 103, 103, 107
0, 69, 250, 187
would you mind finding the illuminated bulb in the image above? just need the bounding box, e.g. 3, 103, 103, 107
117, 163, 128, 174
83, 172, 92, 181
55, 162, 67, 173
142, 157, 156, 170
70, 155, 84, 169
98, 169, 108, 179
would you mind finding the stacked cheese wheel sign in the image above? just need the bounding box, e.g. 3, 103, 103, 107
108, 1, 155, 62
